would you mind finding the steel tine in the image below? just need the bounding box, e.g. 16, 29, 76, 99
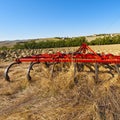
104, 64, 114, 77
95, 63, 99, 83
85, 63, 94, 72
50, 63, 55, 79
76, 63, 84, 72
115, 64, 120, 78
27, 62, 40, 81
4, 62, 19, 82
74, 63, 77, 78
74, 63, 78, 84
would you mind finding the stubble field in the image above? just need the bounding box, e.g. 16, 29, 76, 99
0, 44, 120, 120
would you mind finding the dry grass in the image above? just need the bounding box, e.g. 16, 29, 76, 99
44, 44, 120, 56
0, 44, 120, 120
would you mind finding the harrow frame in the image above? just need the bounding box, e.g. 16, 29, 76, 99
4, 43, 120, 82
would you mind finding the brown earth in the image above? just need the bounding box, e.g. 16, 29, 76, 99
0, 45, 120, 120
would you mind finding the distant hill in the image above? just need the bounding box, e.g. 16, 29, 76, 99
85, 33, 120, 41
0, 33, 120, 48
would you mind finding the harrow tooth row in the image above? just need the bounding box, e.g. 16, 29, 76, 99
4, 43, 120, 82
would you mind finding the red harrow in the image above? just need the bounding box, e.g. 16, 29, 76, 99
4, 43, 120, 82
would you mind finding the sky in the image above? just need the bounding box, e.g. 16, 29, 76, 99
0, 0, 120, 41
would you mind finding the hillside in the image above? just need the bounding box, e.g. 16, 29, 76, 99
0, 38, 63, 48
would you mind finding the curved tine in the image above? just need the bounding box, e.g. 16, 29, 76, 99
50, 63, 55, 79
44, 62, 52, 68
85, 63, 94, 72
74, 63, 78, 84
95, 63, 99, 83
115, 64, 120, 77
103, 64, 114, 77
4, 62, 19, 82
27, 62, 40, 81
76, 63, 84, 72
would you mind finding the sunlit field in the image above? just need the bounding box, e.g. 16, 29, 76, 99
0, 44, 120, 120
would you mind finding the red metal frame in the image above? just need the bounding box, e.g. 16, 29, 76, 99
4, 43, 120, 82
15, 43, 120, 64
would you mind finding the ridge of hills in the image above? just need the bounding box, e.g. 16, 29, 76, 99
0, 33, 120, 48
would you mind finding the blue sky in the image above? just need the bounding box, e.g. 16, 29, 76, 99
0, 0, 120, 41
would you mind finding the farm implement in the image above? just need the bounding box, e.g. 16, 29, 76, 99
4, 43, 120, 82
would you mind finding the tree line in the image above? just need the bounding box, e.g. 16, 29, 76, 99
1, 35, 120, 50
13, 37, 88, 49
89, 35, 120, 45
